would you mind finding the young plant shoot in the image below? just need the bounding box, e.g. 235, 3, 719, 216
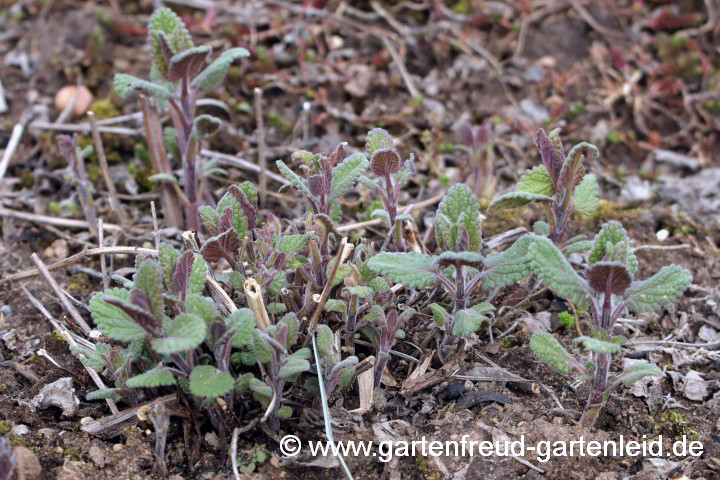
489, 128, 600, 245
359, 128, 416, 250
527, 222, 692, 427
368, 184, 534, 361
113, 8, 248, 230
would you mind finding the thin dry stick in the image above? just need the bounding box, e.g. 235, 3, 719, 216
2, 246, 157, 284
29, 121, 140, 136
382, 37, 419, 98
200, 149, 287, 184
21, 285, 119, 414
140, 95, 184, 229
0, 123, 24, 180
303, 238, 348, 348
88, 112, 128, 225
150, 201, 160, 252
337, 192, 445, 232
31, 253, 92, 334
0, 206, 124, 233
98, 219, 109, 290
254, 88, 267, 207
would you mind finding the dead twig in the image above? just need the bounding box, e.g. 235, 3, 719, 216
88, 112, 128, 225
30, 253, 92, 334
254, 88, 268, 207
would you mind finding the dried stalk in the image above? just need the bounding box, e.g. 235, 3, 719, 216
244, 278, 270, 330
254, 88, 267, 207
88, 112, 128, 225
31, 253, 92, 334
139, 95, 184, 229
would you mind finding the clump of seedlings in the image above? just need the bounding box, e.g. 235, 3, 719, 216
113, 7, 248, 230
526, 221, 692, 427
367, 184, 534, 361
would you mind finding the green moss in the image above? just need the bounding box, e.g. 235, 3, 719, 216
415, 455, 444, 480
0, 421, 11, 434
499, 337, 514, 348
652, 411, 699, 442
558, 311, 575, 329
267, 112, 290, 133
67, 273, 92, 296
585, 200, 644, 229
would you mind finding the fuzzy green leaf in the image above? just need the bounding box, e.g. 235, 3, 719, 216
279, 357, 311, 378
483, 235, 535, 289
216, 191, 249, 238
253, 330, 273, 364
435, 184, 482, 251
316, 325, 334, 357
186, 294, 217, 324
135, 260, 165, 320
564, 240, 594, 254
225, 309, 256, 347
488, 191, 553, 212
574, 174, 599, 216
527, 236, 590, 309
188, 254, 207, 295
588, 221, 637, 273
324, 299, 346, 313
151, 313, 207, 354
345, 286, 374, 298
192, 114, 223, 139
574, 336, 621, 354
235, 372, 255, 393
90, 288, 148, 341
149, 8, 193, 77
516, 166, 555, 196
367, 252, 438, 289
368, 277, 390, 293
126, 366, 176, 388
365, 128, 393, 156
191, 48, 250, 90
530, 332, 576, 375
86, 389, 119, 401
277, 233, 312, 254
113, 74, 173, 100
249, 378, 272, 401
618, 362, 663, 387
329, 153, 369, 201
429, 303, 449, 327
276, 160, 311, 196
189, 365, 234, 399
471, 302, 495, 316
533, 220, 550, 236
452, 308, 488, 337
625, 265, 692, 313
158, 243, 180, 288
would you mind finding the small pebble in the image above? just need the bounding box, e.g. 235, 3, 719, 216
444, 384, 467, 400
656, 229, 669, 241
80, 417, 94, 426
88, 445, 105, 468
15, 446, 42, 480
112, 443, 123, 452
11, 424, 29, 436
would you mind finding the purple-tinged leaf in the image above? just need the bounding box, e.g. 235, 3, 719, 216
308, 175, 325, 197
557, 142, 597, 194
328, 142, 346, 167
200, 230, 240, 269
460, 119, 493, 152
103, 296, 162, 337
586, 261, 632, 297
370, 149, 402, 177
172, 251, 193, 300
535, 128, 563, 187
229, 184, 257, 231
218, 206, 233, 233
167, 46, 212, 82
